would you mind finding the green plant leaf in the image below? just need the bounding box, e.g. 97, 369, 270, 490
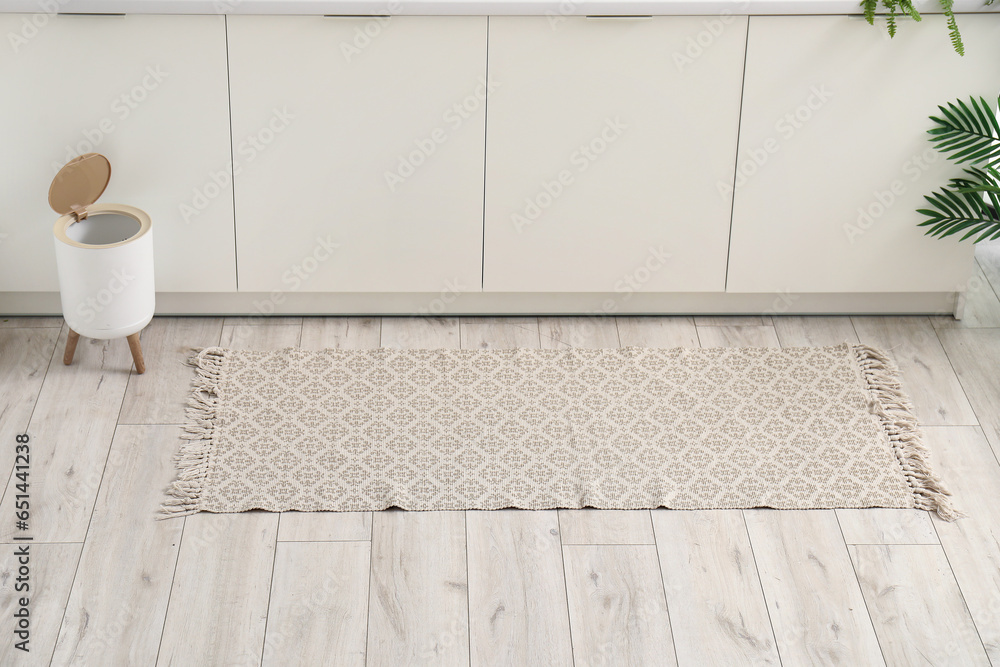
918, 168, 1000, 243
928, 96, 1000, 169
862, 0, 877, 24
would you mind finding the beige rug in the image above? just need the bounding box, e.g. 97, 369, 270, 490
162, 344, 956, 519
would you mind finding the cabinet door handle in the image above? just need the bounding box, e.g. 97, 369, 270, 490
585, 15, 654, 19
57, 12, 126, 16
846, 13, 917, 19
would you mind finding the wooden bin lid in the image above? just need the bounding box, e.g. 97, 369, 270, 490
48, 153, 111, 218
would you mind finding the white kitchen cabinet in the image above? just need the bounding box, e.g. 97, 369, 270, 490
727, 15, 1000, 294
0, 14, 235, 293
482, 16, 747, 293
227, 16, 487, 293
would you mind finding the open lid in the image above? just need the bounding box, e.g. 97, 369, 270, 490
48, 153, 111, 221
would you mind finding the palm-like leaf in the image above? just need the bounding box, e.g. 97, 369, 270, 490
928, 96, 1000, 168
918, 166, 1000, 243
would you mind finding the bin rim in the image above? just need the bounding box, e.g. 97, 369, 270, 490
53, 203, 152, 250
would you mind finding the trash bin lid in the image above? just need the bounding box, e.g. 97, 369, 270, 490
48, 153, 111, 218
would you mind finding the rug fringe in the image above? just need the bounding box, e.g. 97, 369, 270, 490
852, 344, 961, 521
159, 347, 227, 519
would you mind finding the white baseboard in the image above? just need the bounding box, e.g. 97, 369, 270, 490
0, 291, 959, 317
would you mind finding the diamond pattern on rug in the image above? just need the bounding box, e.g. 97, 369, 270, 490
162, 344, 956, 519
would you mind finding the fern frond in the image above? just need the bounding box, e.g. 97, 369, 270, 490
885, 0, 898, 37
927, 96, 1000, 169
862, 0, 877, 24
899, 0, 922, 21
918, 168, 1000, 243
939, 0, 965, 55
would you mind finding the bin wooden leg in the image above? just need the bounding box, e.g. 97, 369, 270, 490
126, 333, 145, 374
64, 329, 80, 366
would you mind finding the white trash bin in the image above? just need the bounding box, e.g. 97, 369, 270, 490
49, 153, 153, 373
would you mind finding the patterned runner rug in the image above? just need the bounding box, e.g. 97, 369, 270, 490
162, 344, 956, 519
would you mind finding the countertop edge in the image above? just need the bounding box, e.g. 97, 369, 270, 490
2, 0, 998, 16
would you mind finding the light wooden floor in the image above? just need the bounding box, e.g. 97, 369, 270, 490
3, 246, 1000, 666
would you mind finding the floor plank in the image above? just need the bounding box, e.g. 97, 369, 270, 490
562, 544, 676, 667
0, 327, 133, 542
696, 325, 780, 349
0, 317, 63, 328
0, 543, 82, 666
381, 317, 460, 349
220, 323, 301, 350
694, 316, 772, 327
928, 426, 1000, 663
466, 510, 573, 666
836, 509, 938, 546
851, 316, 978, 426
937, 328, 1000, 456
651, 510, 780, 666
260, 542, 370, 667
558, 510, 654, 545
222, 316, 303, 327
156, 511, 279, 666
0, 328, 59, 499
300, 316, 380, 350
367, 510, 469, 667
537, 316, 620, 349
118, 317, 223, 425
277, 512, 371, 543
156, 320, 290, 666
50, 425, 184, 666
278, 317, 380, 543
615, 316, 699, 348
772, 316, 860, 348
975, 239, 1000, 295
743, 510, 885, 665
461, 317, 539, 349
851, 544, 989, 665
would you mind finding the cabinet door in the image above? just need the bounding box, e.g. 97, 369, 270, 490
0, 14, 235, 293
483, 16, 747, 293
227, 16, 487, 293
727, 15, 1000, 294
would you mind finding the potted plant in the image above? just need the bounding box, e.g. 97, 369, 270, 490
918, 95, 1000, 242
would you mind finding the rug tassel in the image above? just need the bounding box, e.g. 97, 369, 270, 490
159, 347, 227, 518
852, 344, 961, 521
